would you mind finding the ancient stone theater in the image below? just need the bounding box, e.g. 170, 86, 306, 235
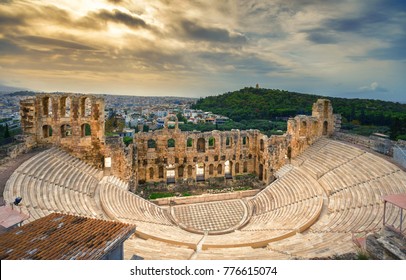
1, 93, 405, 259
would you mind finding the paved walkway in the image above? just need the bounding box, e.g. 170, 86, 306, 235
0, 148, 46, 203
171, 199, 248, 234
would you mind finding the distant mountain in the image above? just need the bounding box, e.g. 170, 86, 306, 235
192, 87, 406, 139
0, 84, 29, 94
5, 91, 36, 97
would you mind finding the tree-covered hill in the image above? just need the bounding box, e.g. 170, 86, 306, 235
192, 87, 406, 140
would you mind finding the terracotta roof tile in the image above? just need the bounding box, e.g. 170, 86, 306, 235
0, 213, 136, 260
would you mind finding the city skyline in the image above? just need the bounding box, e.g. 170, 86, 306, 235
0, 0, 405, 102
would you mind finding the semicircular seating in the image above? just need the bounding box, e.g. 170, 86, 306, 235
3, 137, 406, 259
3, 148, 105, 222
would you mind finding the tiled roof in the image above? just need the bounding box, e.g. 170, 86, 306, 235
0, 213, 136, 260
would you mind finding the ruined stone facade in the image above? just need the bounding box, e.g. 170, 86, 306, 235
104, 136, 137, 190
287, 99, 335, 158
20, 94, 106, 168
134, 99, 336, 185
21, 95, 336, 187
134, 119, 262, 185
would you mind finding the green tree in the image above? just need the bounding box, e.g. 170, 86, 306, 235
176, 112, 187, 123
123, 136, 133, 146
4, 124, 10, 138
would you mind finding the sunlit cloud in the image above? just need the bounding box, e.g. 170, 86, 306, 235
0, 0, 405, 101
359, 82, 388, 93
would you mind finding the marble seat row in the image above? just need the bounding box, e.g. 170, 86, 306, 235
98, 182, 203, 248
267, 232, 355, 259
104, 176, 128, 190
249, 167, 323, 216
243, 196, 322, 232
294, 139, 406, 237
3, 148, 106, 223
124, 237, 195, 260
194, 246, 290, 260
294, 139, 365, 179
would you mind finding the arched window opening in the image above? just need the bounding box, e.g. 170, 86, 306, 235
61, 124, 72, 138
260, 139, 264, 151
226, 136, 231, 147
187, 138, 193, 148
242, 136, 249, 146
208, 137, 215, 149
197, 138, 205, 153
80, 97, 92, 117
259, 164, 264, 181
168, 138, 175, 148
323, 121, 328, 135
196, 163, 204, 181
42, 97, 52, 116
60, 97, 66, 117
166, 167, 175, 184
148, 139, 156, 149
158, 166, 164, 179
149, 167, 154, 180
243, 161, 248, 173
209, 164, 214, 175
217, 164, 222, 175
287, 147, 292, 160
225, 160, 232, 179
60, 97, 71, 117
81, 123, 91, 137
42, 125, 52, 138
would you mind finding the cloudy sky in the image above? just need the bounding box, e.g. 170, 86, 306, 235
0, 0, 405, 101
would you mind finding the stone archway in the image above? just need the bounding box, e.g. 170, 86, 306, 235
197, 138, 205, 153
166, 164, 175, 184
323, 121, 328, 135
42, 125, 52, 138
225, 160, 232, 179
259, 163, 264, 181
196, 163, 205, 181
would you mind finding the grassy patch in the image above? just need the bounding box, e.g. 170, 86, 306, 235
149, 192, 175, 199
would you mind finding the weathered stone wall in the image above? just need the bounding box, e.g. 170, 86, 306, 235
20, 93, 135, 181
287, 99, 335, 158
134, 99, 336, 184
20, 93, 106, 168
134, 117, 261, 184
20, 96, 337, 185
104, 136, 135, 182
